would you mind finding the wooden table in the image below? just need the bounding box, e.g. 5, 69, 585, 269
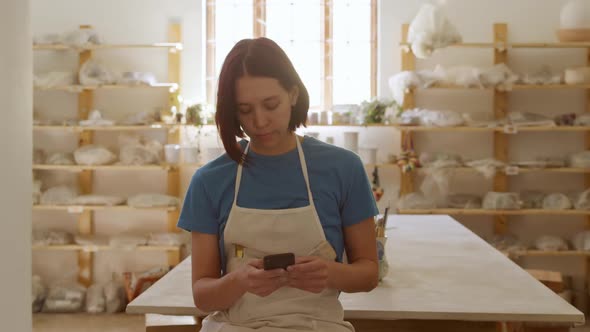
127, 215, 585, 331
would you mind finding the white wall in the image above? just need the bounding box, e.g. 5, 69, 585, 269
1, 0, 32, 329
30, 0, 588, 312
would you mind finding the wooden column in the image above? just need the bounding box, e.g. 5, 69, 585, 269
253, 0, 266, 38
493, 23, 509, 234
370, 0, 377, 98
167, 23, 182, 267
321, 0, 333, 111
206, 1, 216, 105
400, 24, 416, 196
77, 25, 94, 287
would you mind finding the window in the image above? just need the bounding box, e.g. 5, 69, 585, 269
206, 0, 377, 109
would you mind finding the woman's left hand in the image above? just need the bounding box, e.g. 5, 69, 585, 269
286, 256, 331, 294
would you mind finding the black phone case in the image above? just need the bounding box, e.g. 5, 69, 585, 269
263, 253, 295, 270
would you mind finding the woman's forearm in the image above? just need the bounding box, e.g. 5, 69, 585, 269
326, 259, 379, 293
193, 270, 245, 312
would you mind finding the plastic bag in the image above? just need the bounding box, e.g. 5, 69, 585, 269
572, 231, 590, 251
388, 71, 421, 106
85, 284, 105, 313
568, 151, 590, 168
79, 110, 115, 127
32, 275, 47, 313
574, 114, 590, 126
407, 4, 462, 59
109, 234, 148, 249
73, 195, 126, 206
34, 72, 77, 88
482, 192, 521, 210
33, 229, 74, 246
46, 152, 75, 165
104, 278, 127, 313
148, 232, 190, 246
419, 152, 462, 168
465, 159, 506, 179
521, 191, 546, 209
488, 234, 526, 254
446, 194, 482, 209
520, 66, 562, 85
117, 134, 163, 165
397, 193, 437, 210
127, 194, 179, 208
572, 189, 590, 210
400, 108, 464, 127
435, 65, 482, 88
33, 33, 62, 45
534, 236, 568, 251
122, 111, 157, 125
542, 193, 572, 210
480, 64, 519, 90
117, 72, 157, 86
507, 112, 555, 127
74, 145, 116, 165
62, 29, 101, 47
42, 282, 86, 313
515, 157, 566, 168
79, 59, 118, 86
40, 185, 78, 205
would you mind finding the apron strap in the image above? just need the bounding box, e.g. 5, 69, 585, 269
233, 135, 315, 207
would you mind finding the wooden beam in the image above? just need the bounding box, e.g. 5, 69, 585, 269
370, 0, 378, 98
206, 1, 216, 105
493, 23, 509, 235
253, 0, 266, 37
400, 23, 415, 196
77, 25, 95, 286
321, 1, 333, 111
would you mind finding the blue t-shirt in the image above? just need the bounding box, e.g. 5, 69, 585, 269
177, 136, 379, 273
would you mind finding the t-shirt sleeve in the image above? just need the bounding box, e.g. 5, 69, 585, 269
340, 154, 379, 227
177, 171, 218, 234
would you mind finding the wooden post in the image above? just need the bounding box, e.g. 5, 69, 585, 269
493, 23, 509, 234
253, 0, 266, 38
321, 1, 333, 112
206, 1, 216, 105
370, 0, 378, 98
77, 25, 95, 287
586, 46, 590, 317
400, 24, 416, 196
167, 23, 182, 268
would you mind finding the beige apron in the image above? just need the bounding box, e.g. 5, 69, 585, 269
200, 136, 355, 332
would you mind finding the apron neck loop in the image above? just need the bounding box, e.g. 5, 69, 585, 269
234, 135, 315, 206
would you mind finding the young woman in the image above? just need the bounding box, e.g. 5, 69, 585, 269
178, 37, 379, 332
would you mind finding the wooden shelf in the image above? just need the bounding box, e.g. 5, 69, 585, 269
397, 209, 590, 216
33, 124, 184, 131
394, 125, 590, 132
33, 43, 183, 51
400, 41, 590, 49
33, 205, 178, 212
33, 164, 176, 171
32, 244, 182, 252
34, 83, 179, 92
415, 84, 590, 91
509, 250, 590, 257
412, 167, 590, 174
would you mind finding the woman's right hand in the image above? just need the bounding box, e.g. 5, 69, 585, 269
235, 259, 289, 297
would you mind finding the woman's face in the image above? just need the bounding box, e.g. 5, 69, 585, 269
235, 75, 298, 155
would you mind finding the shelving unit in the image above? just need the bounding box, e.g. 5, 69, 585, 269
396, 23, 590, 309
33, 24, 185, 287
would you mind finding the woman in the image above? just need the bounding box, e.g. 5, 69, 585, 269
178, 37, 379, 332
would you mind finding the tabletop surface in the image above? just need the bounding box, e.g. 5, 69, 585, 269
127, 215, 584, 325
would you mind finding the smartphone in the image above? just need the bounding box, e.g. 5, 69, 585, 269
263, 253, 295, 271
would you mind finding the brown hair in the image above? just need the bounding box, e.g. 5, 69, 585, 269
215, 37, 309, 164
